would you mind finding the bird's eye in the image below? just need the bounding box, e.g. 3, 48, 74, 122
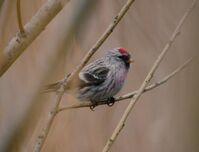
118, 55, 123, 59
118, 55, 128, 61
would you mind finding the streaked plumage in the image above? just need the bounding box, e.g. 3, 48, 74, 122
45, 48, 132, 104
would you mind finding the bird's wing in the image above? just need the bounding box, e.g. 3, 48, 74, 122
79, 63, 110, 87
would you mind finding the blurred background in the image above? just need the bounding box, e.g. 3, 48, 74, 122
0, 0, 199, 151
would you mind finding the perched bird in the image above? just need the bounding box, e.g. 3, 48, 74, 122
45, 48, 133, 109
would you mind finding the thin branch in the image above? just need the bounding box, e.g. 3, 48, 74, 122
0, 0, 66, 77
102, 0, 197, 151
34, 0, 135, 151
16, 0, 25, 34
63, 0, 135, 87
34, 0, 134, 152
33, 1, 97, 151
33, 92, 64, 152
56, 58, 192, 112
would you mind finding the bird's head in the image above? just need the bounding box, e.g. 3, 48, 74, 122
108, 47, 134, 68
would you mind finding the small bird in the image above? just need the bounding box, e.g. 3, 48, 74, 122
45, 48, 133, 110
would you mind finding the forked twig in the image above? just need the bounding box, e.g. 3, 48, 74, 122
34, 0, 135, 151
56, 58, 192, 113
0, 0, 65, 77
102, 1, 197, 151
33, 1, 97, 151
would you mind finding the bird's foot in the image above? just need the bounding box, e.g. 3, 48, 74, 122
90, 100, 98, 111
106, 97, 115, 107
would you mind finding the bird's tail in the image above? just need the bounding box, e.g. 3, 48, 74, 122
43, 74, 71, 93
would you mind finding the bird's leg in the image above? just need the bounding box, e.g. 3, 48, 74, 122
106, 97, 115, 107
90, 100, 98, 111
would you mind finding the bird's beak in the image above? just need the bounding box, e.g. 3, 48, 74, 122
128, 58, 134, 64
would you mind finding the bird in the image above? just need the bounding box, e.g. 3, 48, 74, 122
45, 48, 133, 110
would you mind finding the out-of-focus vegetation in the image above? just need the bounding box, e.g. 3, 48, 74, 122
0, 0, 198, 152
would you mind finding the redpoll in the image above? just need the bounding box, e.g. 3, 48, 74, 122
45, 48, 133, 109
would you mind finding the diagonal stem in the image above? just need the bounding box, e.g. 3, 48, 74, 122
102, 0, 197, 151
0, 0, 64, 77
34, 0, 135, 151
63, 0, 135, 87
33, 1, 96, 151
56, 58, 192, 112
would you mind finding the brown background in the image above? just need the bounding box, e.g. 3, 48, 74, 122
0, 0, 199, 152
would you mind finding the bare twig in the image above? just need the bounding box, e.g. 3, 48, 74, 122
34, 0, 135, 151
64, 0, 135, 87
2, 2, 70, 150
16, 0, 25, 34
33, 1, 97, 151
34, 0, 134, 152
102, 1, 197, 151
0, 0, 66, 77
56, 58, 192, 112
33, 92, 64, 152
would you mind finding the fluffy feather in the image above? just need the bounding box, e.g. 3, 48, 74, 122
45, 48, 132, 103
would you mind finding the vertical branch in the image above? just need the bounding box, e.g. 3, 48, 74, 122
16, 0, 25, 34
102, 0, 197, 152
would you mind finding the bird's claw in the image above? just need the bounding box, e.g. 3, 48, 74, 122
90, 100, 97, 111
90, 105, 95, 111
90, 97, 115, 110
107, 97, 115, 107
